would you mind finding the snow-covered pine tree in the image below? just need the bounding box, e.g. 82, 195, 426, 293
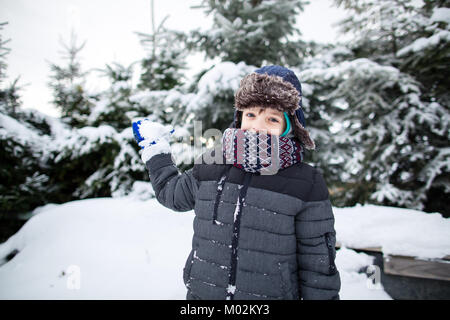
129, 8, 193, 171
0, 22, 57, 214
162, 0, 314, 151
299, 45, 356, 180
187, 0, 309, 67
394, 3, 450, 215
0, 22, 7, 82
132, 2, 190, 128
303, 59, 448, 213
0, 22, 21, 117
305, 0, 450, 214
185, 61, 254, 132
137, 0, 187, 91
50, 124, 122, 200
0, 105, 53, 215
396, 4, 450, 113
336, 0, 450, 108
48, 32, 92, 128
83, 62, 151, 198
53, 60, 150, 199
70, 33, 186, 198
0, 21, 11, 112
134, 29, 188, 127
335, 0, 428, 62
88, 62, 137, 131
136, 24, 187, 91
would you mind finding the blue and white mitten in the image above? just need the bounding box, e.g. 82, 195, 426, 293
132, 119, 175, 163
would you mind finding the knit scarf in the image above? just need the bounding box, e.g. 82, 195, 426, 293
222, 128, 303, 175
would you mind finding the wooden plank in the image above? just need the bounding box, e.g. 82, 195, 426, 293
336, 242, 450, 281
335, 242, 450, 261
335, 241, 382, 253
383, 255, 450, 282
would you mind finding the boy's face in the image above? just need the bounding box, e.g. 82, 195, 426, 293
240, 106, 286, 136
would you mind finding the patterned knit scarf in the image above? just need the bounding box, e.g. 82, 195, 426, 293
222, 128, 303, 175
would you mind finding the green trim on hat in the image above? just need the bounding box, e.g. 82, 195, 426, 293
280, 112, 291, 138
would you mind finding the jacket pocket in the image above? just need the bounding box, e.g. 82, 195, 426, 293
278, 262, 298, 300
324, 232, 337, 275
183, 249, 195, 287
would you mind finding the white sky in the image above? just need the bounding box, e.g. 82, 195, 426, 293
1, 0, 349, 117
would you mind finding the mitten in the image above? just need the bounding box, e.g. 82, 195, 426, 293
132, 119, 175, 163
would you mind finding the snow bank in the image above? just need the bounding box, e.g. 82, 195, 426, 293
335, 204, 450, 259
4, 198, 447, 300
0, 198, 194, 299
336, 247, 391, 300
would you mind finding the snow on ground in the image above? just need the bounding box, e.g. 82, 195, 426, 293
0, 197, 448, 300
0, 197, 194, 299
334, 204, 450, 259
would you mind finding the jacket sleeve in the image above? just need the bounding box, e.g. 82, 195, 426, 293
145, 153, 199, 212
295, 168, 341, 300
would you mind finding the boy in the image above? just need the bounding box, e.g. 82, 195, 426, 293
133, 65, 340, 300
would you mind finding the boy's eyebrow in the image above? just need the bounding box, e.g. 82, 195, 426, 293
265, 108, 282, 117
248, 107, 282, 117
249, 108, 265, 115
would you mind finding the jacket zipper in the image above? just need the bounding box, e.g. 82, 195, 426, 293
212, 166, 232, 225
226, 172, 252, 300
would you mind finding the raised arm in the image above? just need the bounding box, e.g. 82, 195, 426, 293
145, 153, 198, 212
133, 119, 199, 212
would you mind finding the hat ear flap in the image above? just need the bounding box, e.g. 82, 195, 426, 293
232, 110, 242, 128
295, 108, 306, 128
292, 115, 315, 150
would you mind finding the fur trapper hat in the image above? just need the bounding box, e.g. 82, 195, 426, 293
233, 65, 315, 150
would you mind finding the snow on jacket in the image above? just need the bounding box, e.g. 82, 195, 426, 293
145, 152, 341, 300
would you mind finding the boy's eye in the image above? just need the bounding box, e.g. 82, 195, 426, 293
245, 112, 255, 118
269, 117, 279, 123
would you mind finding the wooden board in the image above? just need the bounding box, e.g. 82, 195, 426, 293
383, 255, 450, 282
335, 241, 450, 281
335, 241, 382, 253
335, 241, 450, 260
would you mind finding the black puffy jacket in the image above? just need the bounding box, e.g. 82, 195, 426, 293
146, 152, 341, 300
